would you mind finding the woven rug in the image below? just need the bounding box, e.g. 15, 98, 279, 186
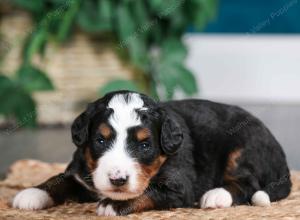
0, 160, 299, 220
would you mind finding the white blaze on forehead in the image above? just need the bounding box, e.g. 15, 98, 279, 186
93, 93, 147, 199
107, 93, 145, 129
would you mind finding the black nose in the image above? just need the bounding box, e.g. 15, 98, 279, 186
109, 177, 128, 187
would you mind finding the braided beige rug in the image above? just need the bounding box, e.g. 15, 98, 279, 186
0, 160, 299, 220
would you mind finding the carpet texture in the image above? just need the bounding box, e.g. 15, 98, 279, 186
0, 160, 299, 220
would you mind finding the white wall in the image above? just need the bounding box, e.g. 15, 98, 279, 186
185, 34, 300, 104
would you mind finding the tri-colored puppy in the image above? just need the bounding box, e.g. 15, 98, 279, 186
13, 91, 291, 216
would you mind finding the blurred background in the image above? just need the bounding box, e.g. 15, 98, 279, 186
0, 0, 299, 178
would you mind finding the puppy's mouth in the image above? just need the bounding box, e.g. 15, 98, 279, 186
101, 189, 143, 200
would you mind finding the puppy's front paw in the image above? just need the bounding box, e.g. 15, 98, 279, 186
200, 188, 232, 209
97, 203, 117, 216
97, 199, 132, 216
12, 188, 54, 210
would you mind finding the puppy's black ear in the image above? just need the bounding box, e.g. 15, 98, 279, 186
71, 112, 90, 148
160, 114, 183, 155
71, 102, 97, 148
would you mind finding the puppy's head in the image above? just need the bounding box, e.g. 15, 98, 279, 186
71, 91, 183, 200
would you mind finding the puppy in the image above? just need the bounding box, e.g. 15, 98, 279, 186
12, 91, 291, 216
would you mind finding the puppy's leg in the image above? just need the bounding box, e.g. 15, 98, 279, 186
200, 172, 263, 209
97, 193, 155, 216
201, 143, 291, 209
13, 173, 96, 210
97, 182, 193, 216
200, 148, 265, 209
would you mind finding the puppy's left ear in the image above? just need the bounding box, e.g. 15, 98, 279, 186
160, 114, 183, 155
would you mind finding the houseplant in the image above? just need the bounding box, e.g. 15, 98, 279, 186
0, 0, 218, 127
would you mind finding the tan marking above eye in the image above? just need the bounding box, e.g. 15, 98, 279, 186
98, 123, 112, 139
136, 128, 150, 141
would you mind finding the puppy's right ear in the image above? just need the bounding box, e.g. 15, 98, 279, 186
71, 103, 98, 148
71, 112, 89, 148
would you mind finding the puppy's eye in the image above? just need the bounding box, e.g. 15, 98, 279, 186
139, 141, 150, 149
97, 137, 105, 145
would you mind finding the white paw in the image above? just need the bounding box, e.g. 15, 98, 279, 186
251, 191, 271, 207
97, 204, 117, 216
12, 188, 54, 210
200, 188, 233, 208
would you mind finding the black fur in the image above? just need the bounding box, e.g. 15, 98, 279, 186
35, 91, 291, 215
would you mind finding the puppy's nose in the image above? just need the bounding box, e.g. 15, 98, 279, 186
109, 176, 128, 187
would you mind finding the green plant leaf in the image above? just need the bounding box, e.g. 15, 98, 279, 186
156, 61, 198, 99
148, 0, 164, 12
149, 79, 160, 101
155, 38, 194, 99
150, 24, 163, 45
194, 0, 218, 19
148, 0, 182, 17
77, 0, 113, 32
161, 37, 187, 64
0, 75, 17, 115
41, 0, 73, 35
116, 3, 150, 70
169, 8, 187, 34
99, 79, 140, 95
132, 1, 149, 29
12, 89, 37, 128
191, 0, 218, 31
156, 58, 178, 99
16, 64, 54, 92
127, 37, 149, 70
13, 0, 45, 14
50, 0, 69, 6
116, 3, 136, 42
0, 75, 37, 127
0, 75, 12, 92
23, 27, 48, 63
175, 65, 198, 95
98, 0, 113, 27
57, 0, 81, 42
